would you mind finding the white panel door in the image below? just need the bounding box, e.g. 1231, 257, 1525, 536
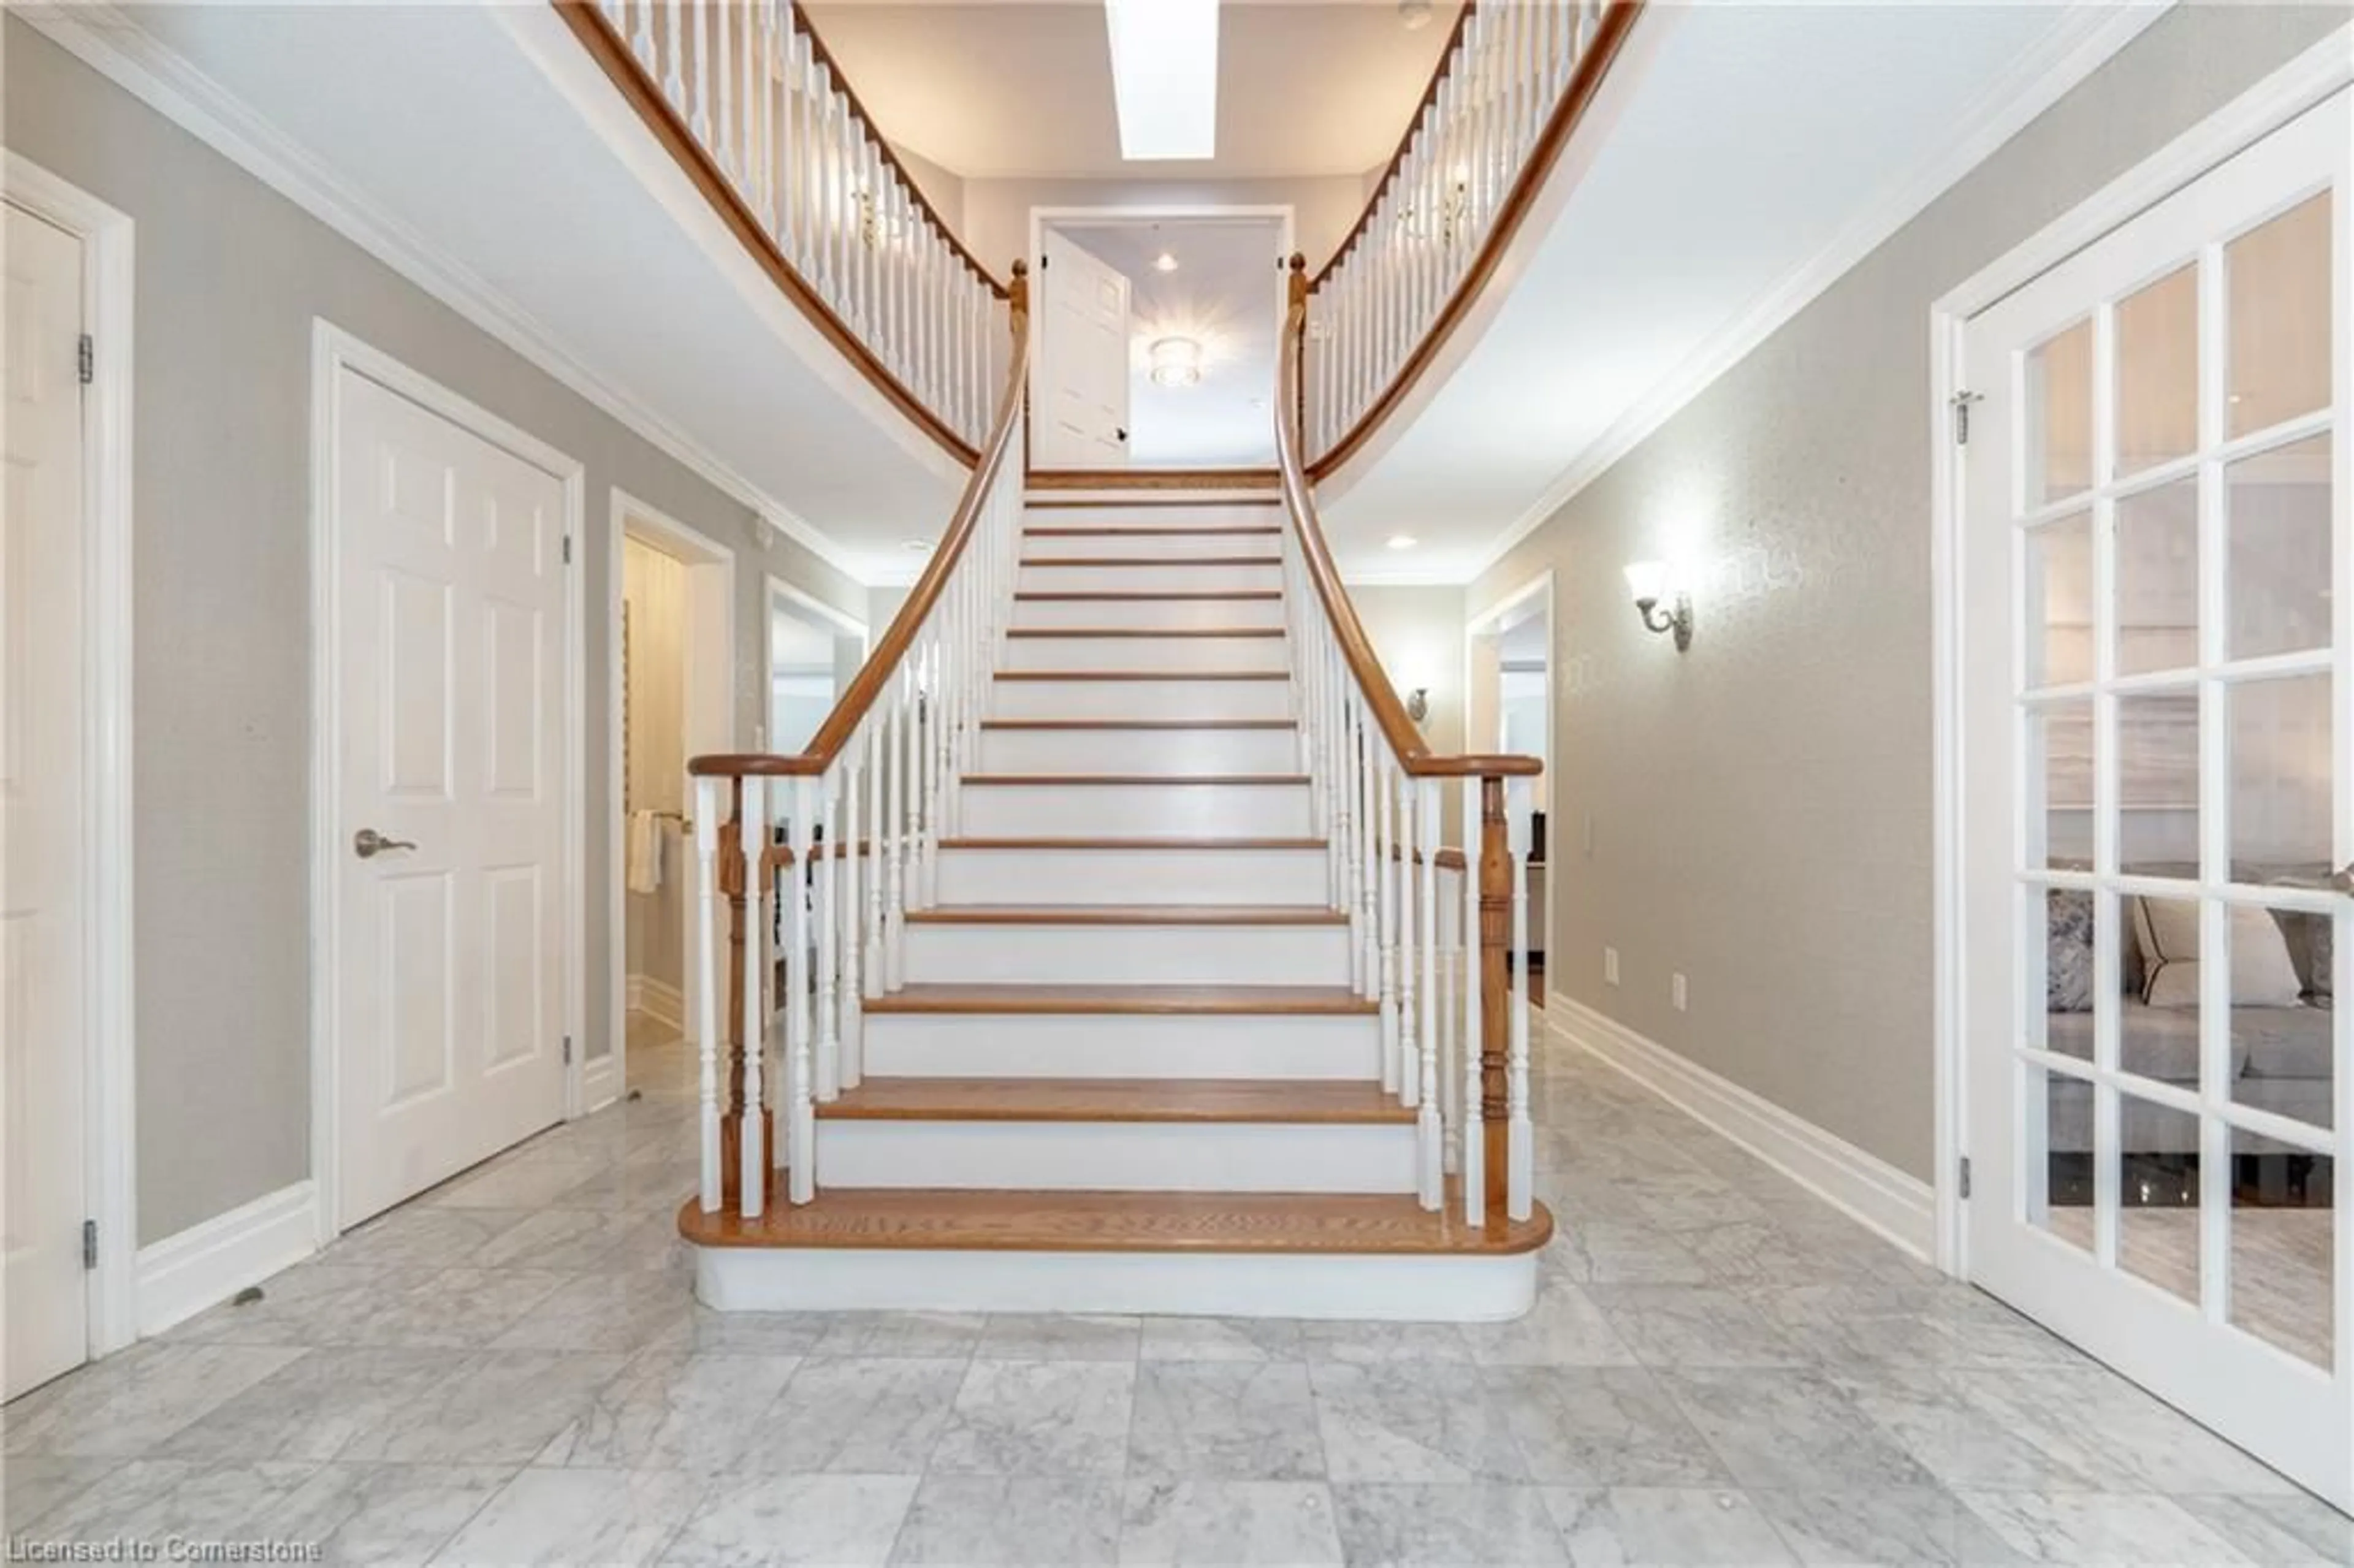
334, 369, 568, 1228
1, 204, 90, 1400
1961, 93, 2351, 1509
1036, 229, 1132, 469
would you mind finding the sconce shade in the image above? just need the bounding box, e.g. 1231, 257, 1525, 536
1623, 560, 1668, 605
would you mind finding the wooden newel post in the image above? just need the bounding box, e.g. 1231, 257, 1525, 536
1008, 257, 1029, 323
1477, 774, 1512, 1226
1287, 253, 1308, 446
716, 782, 774, 1211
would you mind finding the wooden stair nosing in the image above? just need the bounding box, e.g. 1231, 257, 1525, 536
866, 982, 1369, 1016
980, 719, 1297, 731
864, 981, 1371, 1016
994, 670, 1289, 682
1014, 591, 1280, 601
1025, 497, 1283, 510
817, 1076, 1411, 1125
959, 774, 1309, 788
1005, 627, 1284, 639
1022, 525, 1283, 538
679, 1186, 1555, 1257
1023, 555, 1281, 568
904, 904, 1346, 927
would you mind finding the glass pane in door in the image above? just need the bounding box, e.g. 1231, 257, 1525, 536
2230, 1124, 2334, 1370
2226, 192, 2332, 436
2227, 433, 2333, 660
2116, 264, 2198, 476
2027, 319, 2095, 507
2229, 674, 2333, 883
2115, 479, 2198, 676
2116, 1095, 2203, 1309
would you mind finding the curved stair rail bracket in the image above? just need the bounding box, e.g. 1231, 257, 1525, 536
688, 264, 1030, 1218
1303, 0, 1643, 479
562, 0, 1010, 463
1279, 262, 1541, 1229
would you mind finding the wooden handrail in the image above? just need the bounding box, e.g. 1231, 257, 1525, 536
1309, 0, 1480, 291
1277, 259, 1537, 783
1303, 0, 1645, 481
692, 261, 1031, 780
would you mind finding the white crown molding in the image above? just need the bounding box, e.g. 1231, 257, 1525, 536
22, 4, 879, 587
1465, 0, 2175, 584
1549, 994, 1938, 1264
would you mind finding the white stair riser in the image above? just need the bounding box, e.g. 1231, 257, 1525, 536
1023, 502, 1279, 529
1004, 636, 1289, 674
1019, 562, 1282, 595
962, 782, 1312, 839
1020, 530, 1284, 561
815, 1120, 1415, 1193
978, 726, 1300, 775
904, 922, 1352, 986
860, 1011, 1380, 1079
936, 845, 1329, 905
698, 1246, 1538, 1320
992, 678, 1292, 721
1014, 596, 1284, 631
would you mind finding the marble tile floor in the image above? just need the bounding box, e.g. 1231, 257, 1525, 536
5, 1016, 2348, 1566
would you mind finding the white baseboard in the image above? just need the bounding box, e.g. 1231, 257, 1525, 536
135, 1180, 319, 1338
1548, 994, 1938, 1263
630, 973, 684, 1030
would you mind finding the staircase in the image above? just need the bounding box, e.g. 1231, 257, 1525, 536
679, 273, 1548, 1323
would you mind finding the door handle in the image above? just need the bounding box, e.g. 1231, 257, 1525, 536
1116, 427, 1129, 443
353, 828, 417, 859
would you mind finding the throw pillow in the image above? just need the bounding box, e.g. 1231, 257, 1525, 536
2135, 897, 2306, 1008
2046, 889, 2097, 1013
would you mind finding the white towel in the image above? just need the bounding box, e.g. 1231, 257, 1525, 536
626, 810, 664, 894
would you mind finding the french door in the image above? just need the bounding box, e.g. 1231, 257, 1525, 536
1961, 91, 2352, 1507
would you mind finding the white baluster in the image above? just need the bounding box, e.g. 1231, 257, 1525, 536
1508, 777, 1533, 1221
1377, 744, 1400, 1095
631, 0, 657, 72
1439, 791, 1461, 1178
737, 777, 768, 1217
1460, 775, 1483, 1225
663, 0, 687, 110
693, 775, 724, 1212
864, 718, 885, 996
1420, 776, 1446, 1196
840, 750, 864, 1086
787, 777, 816, 1204
885, 668, 908, 985
815, 767, 841, 1102
1398, 763, 1420, 1110
1357, 704, 1379, 1001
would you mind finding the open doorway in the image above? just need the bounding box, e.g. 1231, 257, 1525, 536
767, 576, 867, 754
1468, 574, 1555, 991
1029, 207, 1293, 470
613, 497, 733, 1109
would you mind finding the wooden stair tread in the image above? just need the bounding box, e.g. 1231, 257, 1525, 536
940, 837, 1324, 851
1023, 526, 1282, 537
907, 904, 1346, 926
680, 1186, 1552, 1257
961, 774, 1308, 787
865, 983, 1373, 1015
1026, 497, 1282, 509
1005, 627, 1283, 638
980, 719, 1296, 731
1024, 556, 1280, 568
1015, 591, 1279, 601
996, 670, 1287, 682
818, 1077, 1410, 1124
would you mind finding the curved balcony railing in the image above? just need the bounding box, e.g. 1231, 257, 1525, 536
560, 0, 1010, 462
1303, 0, 1644, 477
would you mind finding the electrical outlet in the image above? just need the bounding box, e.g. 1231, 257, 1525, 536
1604, 947, 1620, 987
1672, 972, 1688, 1012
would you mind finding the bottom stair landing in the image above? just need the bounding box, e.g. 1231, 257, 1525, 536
682, 1186, 1553, 1321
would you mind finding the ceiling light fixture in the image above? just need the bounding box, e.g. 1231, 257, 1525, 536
1387, 534, 1417, 550
1105, 0, 1218, 161
1153, 251, 1180, 273
1149, 337, 1203, 387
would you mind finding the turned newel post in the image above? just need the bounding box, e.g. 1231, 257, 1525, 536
715, 782, 775, 1212
1477, 773, 1512, 1227
1287, 253, 1308, 446
1009, 257, 1029, 324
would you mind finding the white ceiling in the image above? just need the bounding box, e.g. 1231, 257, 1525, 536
1052, 217, 1287, 465
1321, 2, 2158, 582
801, 0, 1462, 180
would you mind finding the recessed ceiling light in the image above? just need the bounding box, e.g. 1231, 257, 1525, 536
1153, 251, 1179, 273
1105, 0, 1218, 161
1387, 534, 1417, 550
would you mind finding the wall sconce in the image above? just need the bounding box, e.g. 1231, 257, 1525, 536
1406, 688, 1430, 723
1623, 560, 1693, 651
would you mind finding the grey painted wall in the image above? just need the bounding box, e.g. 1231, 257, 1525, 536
6, 19, 867, 1243
1467, 4, 2343, 1181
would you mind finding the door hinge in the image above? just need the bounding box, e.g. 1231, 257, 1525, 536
78, 333, 95, 386
1950, 390, 1983, 446
562, 1034, 574, 1065
561, 535, 573, 566
82, 1219, 97, 1270
1957, 1156, 1973, 1200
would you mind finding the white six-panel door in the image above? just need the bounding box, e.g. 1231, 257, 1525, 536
2, 202, 91, 1400
1035, 229, 1132, 468
332, 367, 569, 1228
1961, 93, 2351, 1509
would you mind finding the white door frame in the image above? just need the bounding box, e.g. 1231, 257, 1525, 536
308, 321, 587, 1243
607, 492, 737, 1106
2, 152, 139, 1358
1468, 571, 1557, 980
1930, 23, 2354, 1279
1026, 204, 1298, 464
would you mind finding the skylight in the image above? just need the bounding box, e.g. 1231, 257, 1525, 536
1104, 0, 1218, 162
